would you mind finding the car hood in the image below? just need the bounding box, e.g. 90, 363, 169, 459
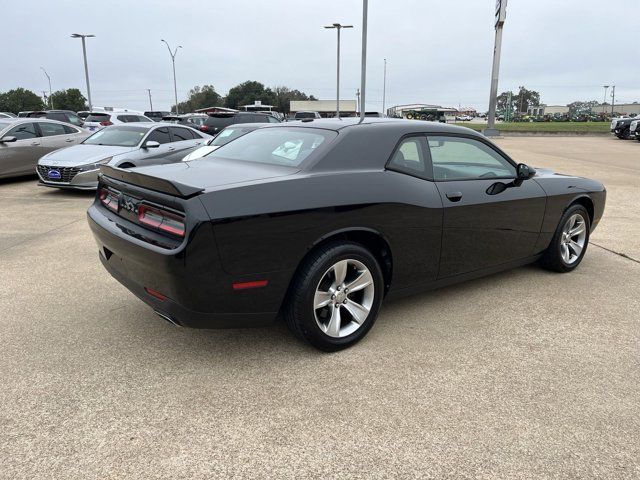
133, 158, 298, 191
39, 144, 137, 166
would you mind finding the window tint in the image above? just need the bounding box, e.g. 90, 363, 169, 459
428, 136, 516, 180
388, 137, 427, 175
146, 127, 172, 144
117, 115, 134, 122
210, 127, 334, 167
67, 113, 82, 126
7, 123, 39, 140
47, 113, 66, 122
39, 122, 68, 137
83, 126, 148, 147
136, 116, 153, 122
203, 115, 237, 131
63, 125, 78, 134
170, 127, 193, 141
86, 113, 111, 122
267, 115, 280, 123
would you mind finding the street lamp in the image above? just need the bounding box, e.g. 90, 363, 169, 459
161, 39, 182, 114
324, 23, 353, 118
71, 33, 95, 112
484, 0, 508, 136
602, 85, 609, 114
40, 67, 53, 109
382, 58, 387, 117
359, 0, 368, 122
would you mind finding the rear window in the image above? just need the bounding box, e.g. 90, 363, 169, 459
83, 126, 148, 146
86, 113, 111, 122
295, 112, 317, 119
203, 115, 237, 130
209, 127, 335, 167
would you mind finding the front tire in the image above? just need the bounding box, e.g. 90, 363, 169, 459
284, 242, 384, 351
541, 204, 590, 272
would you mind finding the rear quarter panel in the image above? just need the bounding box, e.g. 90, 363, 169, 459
200, 170, 444, 291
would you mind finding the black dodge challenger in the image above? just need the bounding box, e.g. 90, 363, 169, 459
88, 119, 606, 350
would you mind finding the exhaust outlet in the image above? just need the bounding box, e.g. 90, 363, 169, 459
155, 311, 181, 327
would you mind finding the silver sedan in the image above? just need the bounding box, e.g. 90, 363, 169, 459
0, 119, 89, 180
37, 123, 210, 190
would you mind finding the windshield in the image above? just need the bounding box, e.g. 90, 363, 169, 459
209, 126, 258, 147
209, 127, 335, 167
295, 112, 317, 119
83, 126, 149, 147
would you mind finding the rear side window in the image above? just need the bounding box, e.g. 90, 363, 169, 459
7, 123, 39, 140
136, 116, 152, 122
86, 114, 111, 122
39, 122, 68, 137
204, 115, 236, 130
388, 136, 428, 176
146, 127, 172, 144
117, 115, 135, 123
267, 116, 280, 123
170, 127, 194, 141
47, 113, 66, 122
63, 125, 78, 134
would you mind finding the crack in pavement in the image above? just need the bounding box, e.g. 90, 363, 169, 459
591, 242, 640, 264
0, 218, 85, 255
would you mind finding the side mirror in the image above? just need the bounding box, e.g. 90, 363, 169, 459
516, 163, 536, 180
143, 140, 160, 149
0, 136, 17, 143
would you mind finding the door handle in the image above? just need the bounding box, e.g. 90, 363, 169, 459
65, 138, 75, 142
446, 191, 463, 202
31, 142, 41, 146
168, 147, 175, 151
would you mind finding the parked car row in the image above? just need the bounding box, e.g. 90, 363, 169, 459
610, 115, 640, 140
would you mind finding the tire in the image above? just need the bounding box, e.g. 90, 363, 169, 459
406, 114, 413, 119
619, 128, 630, 139
284, 241, 384, 351
541, 204, 590, 273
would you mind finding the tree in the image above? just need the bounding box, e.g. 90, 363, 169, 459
49, 88, 87, 111
0, 88, 44, 114
567, 100, 599, 115
224, 81, 276, 110
496, 91, 514, 113
172, 85, 222, 113
272, 86, 317, 114
513, 86, 540, 113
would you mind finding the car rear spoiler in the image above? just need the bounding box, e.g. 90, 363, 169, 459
99, 165, 204, 198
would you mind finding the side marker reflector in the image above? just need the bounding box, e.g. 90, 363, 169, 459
145, 287, 167, 301
232, 280, 268, 290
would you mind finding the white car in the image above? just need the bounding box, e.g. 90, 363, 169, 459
37, 123, 210, 190
83, 111, 153, 132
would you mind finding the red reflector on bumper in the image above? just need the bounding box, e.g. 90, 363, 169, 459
145, 287, 167, 301
232, 280, 268, 290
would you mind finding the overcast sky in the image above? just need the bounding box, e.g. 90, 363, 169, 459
5, 0, 638, 112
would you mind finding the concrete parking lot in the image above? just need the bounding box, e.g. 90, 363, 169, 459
1, 136, 638, 479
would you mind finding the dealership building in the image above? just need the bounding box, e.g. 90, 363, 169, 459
290, 100, 357, 117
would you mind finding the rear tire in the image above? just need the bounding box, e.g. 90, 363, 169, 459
284, 242, 384, 351
541, 204, 590, 273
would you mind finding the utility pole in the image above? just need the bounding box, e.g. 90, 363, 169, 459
40, 67, 53, 109
356, 89, 361, 115
382, 58, 387, 117
324, 23, 353, 118
484, 0, 508, 136
71, 34, 95, 112
147, 89, 153, 110
161, 39, 182, 114
602, 85, 609, 114
610, 85, 616, 117
359, 0, 368, 122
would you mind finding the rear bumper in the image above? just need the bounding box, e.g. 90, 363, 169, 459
87, 203, 285, 329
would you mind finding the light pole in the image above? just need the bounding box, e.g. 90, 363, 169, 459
382, 58, 387, 117
359, 0, 368, 122
71, 34, 95, 112
324, 23, 353, 118
147, 89, 153, 110
161, 39, 182, 114
610, 85, 616, 117
484, 0, 508, 136
40, 67, 53, 109
602, 85, 609, 114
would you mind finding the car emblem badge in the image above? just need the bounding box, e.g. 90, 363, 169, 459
47, 169, 61, 179
119, 194, 136, 213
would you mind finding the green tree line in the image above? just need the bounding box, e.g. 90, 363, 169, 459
0, 87, 87, 113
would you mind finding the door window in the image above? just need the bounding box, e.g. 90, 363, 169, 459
169, 127, 193, 141
388, 137, 427, 176
428, 136, 516, 180
146, 127, 171, 144
7, 123, 39, 140
39, 122, 68, 137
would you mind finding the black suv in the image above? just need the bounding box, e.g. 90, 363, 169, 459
144, 111, 172, 122
610, 115, 639, 139
26, 110, 84, 127
199, 112, 280, 134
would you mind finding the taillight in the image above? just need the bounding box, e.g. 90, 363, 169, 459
200, 125, 209, 132
138, 204, 185, 237
99, 187, 118, 212
100, 121, 113, 126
